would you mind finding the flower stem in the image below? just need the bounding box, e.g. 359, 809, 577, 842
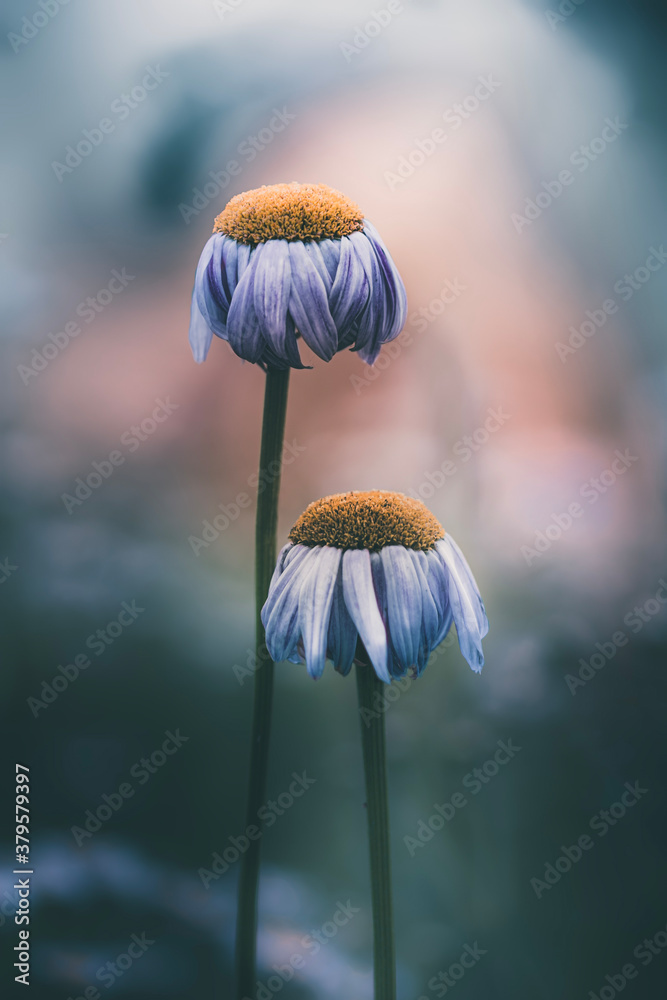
236, 366, 290, 999
356, 661, 396, 1000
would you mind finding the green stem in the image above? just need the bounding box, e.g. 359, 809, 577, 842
356, 661, 396, 1000
236, 366, 290, 999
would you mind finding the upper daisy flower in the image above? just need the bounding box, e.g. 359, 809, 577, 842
188, 182, 407, 369
261, 491, 489, 682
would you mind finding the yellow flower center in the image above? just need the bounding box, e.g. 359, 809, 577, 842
213, 182, 365, 244
289, 491, 445, 552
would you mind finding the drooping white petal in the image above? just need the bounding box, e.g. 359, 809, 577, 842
435, 537, 488, 672
411, 550, 441, 671
299, 547, 342, 679
261, 546, 320, 662
327, 568, 358, 676
342, 549, 390, 683
380, 546, 423, 674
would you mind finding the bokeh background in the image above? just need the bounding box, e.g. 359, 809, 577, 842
2, 0, 667, 997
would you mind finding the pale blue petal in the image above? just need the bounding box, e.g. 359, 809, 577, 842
189, 293, 213, 363
287, 241, 338, 361
327, 568, 358, 676
317, 238, 342, 281
411, 550, 441, 671
204, 234, 232, 331
267, 542, 296, 592
369, 552, 402, 679
435, 537, 488, 672
299, 547, 342, 679
342, 549, 390, 683
263, 576, 301, 664
303, 241, 333, 293
253, 240, 292, 354
225, 249, 265, 364
424, 549, 454, 646
328, 236, 370, 338
362, 220, 408, 343
445, 535, 489, 636
189, 236, 217, 362
261, 544, 313, 625
347, 231, 387, 364
380, 546, 423, 674
261, 545, 319, 662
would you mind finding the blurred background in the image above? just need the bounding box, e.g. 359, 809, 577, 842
1, 0, 667, 996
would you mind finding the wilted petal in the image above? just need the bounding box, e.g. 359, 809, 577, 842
411, 550, 441, 669
260, 311, 306, 370
347, 231, 387, 364
253, 239, 292, 356
435, 537, 488, 672
327, 569, 358, 676
189, 236, 218, 361
288, 241, 338, 361
329, 236, 370, 339
268, 542, 295, 591
226, 248, 265, 363
299, 547, 342, 679
370, 552, 401, 679
205, 234, 232, 320
342, 549, 390, 683
424, 548, 454, 646
317, 238, 342, 281
261, 544, 312, 627
303, 240, 334, 293
380, 546, 423, 674
262, 546, 320, 663
362, 220, 408, 343
189, 294, 213, 363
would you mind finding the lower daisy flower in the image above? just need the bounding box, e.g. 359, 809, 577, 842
261, 491, 489, 682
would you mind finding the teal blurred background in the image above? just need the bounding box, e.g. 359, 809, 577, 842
1, 1, 667, 997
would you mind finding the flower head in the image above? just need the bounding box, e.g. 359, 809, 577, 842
189, 182, 407, 369
261, 491, 489, 682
